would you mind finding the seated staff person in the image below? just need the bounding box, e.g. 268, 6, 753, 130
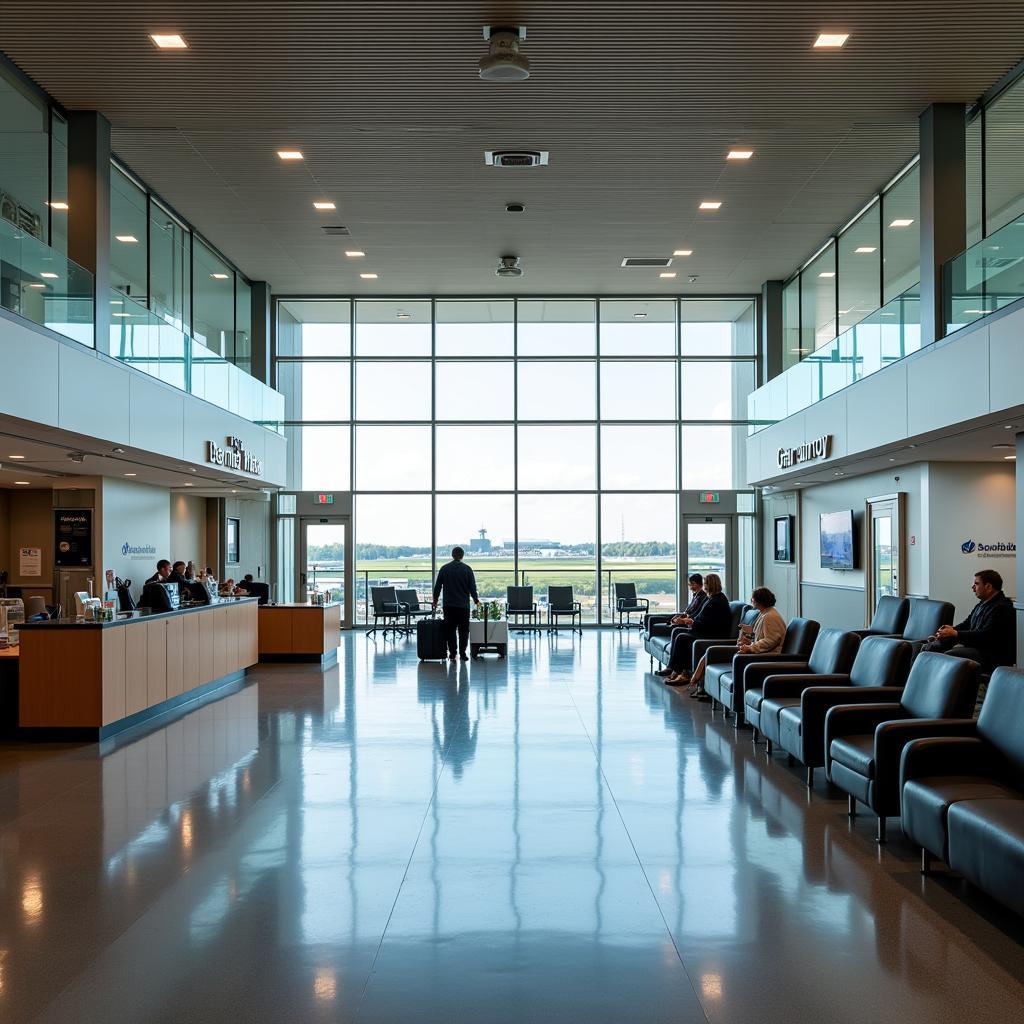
650, 575, 706, 648
663, 574, 731, 684
923, 568, 1015, 672
145, 559, 172, 585
689, 586, 785, 700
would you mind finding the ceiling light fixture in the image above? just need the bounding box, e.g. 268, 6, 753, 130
184, 482, 194, 487
277, 150, 304, 161
112, 447, 125, 454
112, 312, 132, 317
633, 312, 648, 319
313, 201, 336, 210
659, 272, 677, 278
150, 33, 188, 49
40, 272, 58, 279
396, 312, 412, 320
479, 25, 530, 82
855, 246, 877, 253
116, 235, 138, 243
13, 481, 30, 485
673, 249, 693, 257
360, 273, 378, 279
28, 283, 46, 289
819, 271, 836, 278
344, 250, 365, 257
48, 201, 69, 211
9, 455, 25, 460
1005, 455, 1017, 461
890, 218, 914, 227
699, 201, 722, 210
211, 273, 230, 279
992, 443, 1014, 450
814, 33, 849, 47
727, 150, 753, 160
123, 472, 137, 477
963, 309, 992, 315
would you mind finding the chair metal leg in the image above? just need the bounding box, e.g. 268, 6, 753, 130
787, 754, 795, 766
848, 795, 857, 818
806, 767, 814, 787
751, 728, 759, 743
765, 739, 773, 755
920, 849, 931, 874
876, 817, 887, 844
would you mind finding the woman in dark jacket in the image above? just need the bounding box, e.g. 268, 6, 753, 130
665, 574, 731, 685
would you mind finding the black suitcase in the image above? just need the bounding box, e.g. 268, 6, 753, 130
417, 616, 447, 661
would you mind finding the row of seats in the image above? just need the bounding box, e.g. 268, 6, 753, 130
647, 595, 1024, 920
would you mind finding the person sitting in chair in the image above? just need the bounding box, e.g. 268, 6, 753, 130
662, 574, 731, 685
923, 569, 1015, 672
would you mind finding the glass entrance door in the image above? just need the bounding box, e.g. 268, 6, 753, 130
866, 495, 903, 620
299, 517, 352, 627
682, 517, 733, 600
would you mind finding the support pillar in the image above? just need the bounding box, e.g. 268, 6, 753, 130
760, 279, 783, 383
67, 112, 111, 354
918, 104, 966, 348
249, 281, 272, 385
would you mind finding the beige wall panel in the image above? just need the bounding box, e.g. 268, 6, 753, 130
125, 624, 149, 716
101, 627, 127, 726
146, 620, 167, 707
166, 613, 184, 699
183, 612, 201, 690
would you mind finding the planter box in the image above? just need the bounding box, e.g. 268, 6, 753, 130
470, 619, 508, 658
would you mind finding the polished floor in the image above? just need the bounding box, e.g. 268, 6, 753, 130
1, 631, 1024, 1022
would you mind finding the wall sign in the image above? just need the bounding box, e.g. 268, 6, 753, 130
19, 547, 41, 577
961, 538, 1016, 558
207, 435, 262, 476
777, 434, 832, 469
121, 542, 158, 560
54, 509, 93, 567
698, 491, 720, 504
316, 493, 335, 505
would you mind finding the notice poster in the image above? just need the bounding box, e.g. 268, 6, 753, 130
19, 547, 42, 577
54, 509, 93, 567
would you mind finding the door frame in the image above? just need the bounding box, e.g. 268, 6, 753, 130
864, 493, 905, 625
298, 515, 354, 628
681, 514, 737, 604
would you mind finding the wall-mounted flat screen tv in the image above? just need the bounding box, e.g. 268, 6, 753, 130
820, 510, 855, 570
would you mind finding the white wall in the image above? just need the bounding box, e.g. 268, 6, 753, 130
170, 494, 207, 571
101, 478, 171, 595
762, 491, 800, 621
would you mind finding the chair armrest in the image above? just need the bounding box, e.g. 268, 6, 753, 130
703, 644, 738, 666
617, 599, 626, 611
637, 598, 650, 611
645, 613, 674, 630
573, 602, 581, 611
899, 734, 988, 786
824, 702, 905, 753
875, 719, 980, 811
742, 661, 814, 693
670, 625, 695, 640
809, 688, 903, 756
732, 653, 810, 701
762, 673, 849, 700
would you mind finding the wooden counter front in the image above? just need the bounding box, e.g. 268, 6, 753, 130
258, 603, 341, 663
18, 599, 258, 737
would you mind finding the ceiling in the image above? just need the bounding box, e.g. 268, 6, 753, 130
3, 3, 1023, 296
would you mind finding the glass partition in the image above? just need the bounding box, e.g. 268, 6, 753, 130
802, 241, 837, 351
838, 200, 881, 333
0, 64, 50, 247
110, 165, 148, 301
944, 215, 1024, 334
149, 200, 190, 332
882, 165, 920, 302
984, 74, 1024, 235
192, 238, 234, 354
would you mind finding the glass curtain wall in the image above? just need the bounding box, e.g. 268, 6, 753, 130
276, 297, 758, 624
110, 165, 148, 301
984, 74, 1024, 236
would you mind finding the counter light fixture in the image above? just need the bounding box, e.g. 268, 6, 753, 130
115, 235, 138, 243
151, 33, 188, 49
889, 218, 914, 227
345, 250, 365, 257
855, 246, 877, 253
814, 33, 849, 47
210, 273, 230, 279
48, 201, 69, 211
726, 150, 753, 160
359, 272, 378, 279
277, 150, 304, 161
659, 272, 677, 278
673, 249, 693, 256
699, 201, 722, 210
40, 272, 58, 279
13, 481, 30, 485
313, 201, 336, 210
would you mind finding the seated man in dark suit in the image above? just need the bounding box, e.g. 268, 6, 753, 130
923, 568, 1016, 672
664, 573, 732, 685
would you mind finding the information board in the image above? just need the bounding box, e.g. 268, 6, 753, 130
54, 509, 93, 567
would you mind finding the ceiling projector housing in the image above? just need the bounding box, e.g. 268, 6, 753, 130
479, 26, 530, 82
496, 256, 523, 278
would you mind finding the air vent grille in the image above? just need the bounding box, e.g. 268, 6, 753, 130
321, 225, 350, 236
484, 150, 549, 167
620, 256, 673, 268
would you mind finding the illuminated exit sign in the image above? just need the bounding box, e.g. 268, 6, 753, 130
698, 492, 720, 504
316, 494, 334, 505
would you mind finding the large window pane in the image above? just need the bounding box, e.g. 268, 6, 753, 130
600, 362, 675, 419
517, 425, 596, 489
517, 493, 597, 621
680, 299, 755, 355
600, 300, 675, 355
436, 299, 513, 356
356, 361, 431, 420
193, 238, 234, 354
110, 164, 148, 301
435, 426, 514, 490
838, 200, 881, 333
149, 201, 190, 331
279, 361, 351, 421
517, 361, 596, 420
435, 362, 514, 419
882, 165, 920, 301
284, 425, 350, 490
49, 112, 68, 254
0, 65, 49, 245
277, 300, 351, 356
680, 361, 755, 420
600, 425, 675, 489
782, 277, 801, 370
802, 241, 837, 351
356, 299, 431, 355
517, 299, 596, 355
356, 426, 431, 490
233, 277, 252, 372
966, 112, 983, 247
600, 493, 677, 618
435, 495, 515, 601
985, 77, 1024, 236
681, 425, 748, 489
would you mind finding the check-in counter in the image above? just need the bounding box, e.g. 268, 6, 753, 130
17, 598, 259, 739
258, 602, 341, 664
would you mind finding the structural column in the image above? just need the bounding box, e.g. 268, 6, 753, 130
760, 280, 783, 383
249, 281, 272, 385
67, 112, 112, 355
918, 103, 966, 348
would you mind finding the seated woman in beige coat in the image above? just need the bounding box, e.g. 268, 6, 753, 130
689, 586, 786, 700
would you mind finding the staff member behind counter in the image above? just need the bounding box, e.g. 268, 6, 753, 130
145, 560, 190, 586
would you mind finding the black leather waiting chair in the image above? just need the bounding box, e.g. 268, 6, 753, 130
901, 667, 1024, 905
892, 597, 955, 658
506, 586, 538, 633
614, 583, 649, 631
825, 652, 981, 842
763, 636, 913, 784
704, 617, 821, 725
366, 586, 404, 639
689, 606, 758, 672
239, 581, 270, 605
644, 601, 750, 669
742, 628, 860, 741
547, 586, 582, 635
852, 595, 910, 638
396, 589, 431, 632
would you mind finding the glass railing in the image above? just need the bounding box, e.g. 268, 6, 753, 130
747, 284, 920, 432
110, 291, 284, 430
944, 215, 1024, 335
0, 216, 94, 346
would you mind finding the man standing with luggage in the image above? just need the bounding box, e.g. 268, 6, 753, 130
432, 547, 480, 661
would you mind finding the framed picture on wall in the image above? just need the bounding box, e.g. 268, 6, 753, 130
226, 517, 240, 565
774, 515, 794, 563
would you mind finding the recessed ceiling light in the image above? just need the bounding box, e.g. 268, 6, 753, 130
818, 271, 836, 278
1005, 455, 1017, 461
855, 246, 877, 253
48, 201, 69, 211
313, 201, 336, 210
992, 443, 1014, 450
123, 472, 137, 477
633, 312, 648, 319
888, 458, 897, 462
190, 467, 197, 472
150, 33, 188, 49
115, 235, 138, 243
231, 489, 237, 493
673, 249, 693, 256
210, 273, 230, 279
112, 312, 132, 317
184, 482, 194, 487
110, 299, 123, 305
40, 272, 58, 279
699, 201, 722, 210
277, 150, 303, 161
345, 250, 365, 257
13, 481, 30, 485
727, 150, 753, 160
659, 272, 677, 278
963, 309, 993, 315
112, 447, 125, 453
908, 444, 917, 449
28, 283, 46, 289
360, 273, 378, 279
814, 33, 849, 47
890, 218, 914, 228
1005, 424, 1015, 429
834, 471, 845, 476
8, 455, 25, 460
396, 312, 412, 320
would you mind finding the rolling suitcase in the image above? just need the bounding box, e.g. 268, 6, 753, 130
417, 615, 448, 661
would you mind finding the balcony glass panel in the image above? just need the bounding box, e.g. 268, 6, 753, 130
882, 165, 920, 302
802, 242, 837, 351
944, 215, 1024, 335
984, 75, 1024, 236
110, 165, 148, 301
838, 200, 880, 333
